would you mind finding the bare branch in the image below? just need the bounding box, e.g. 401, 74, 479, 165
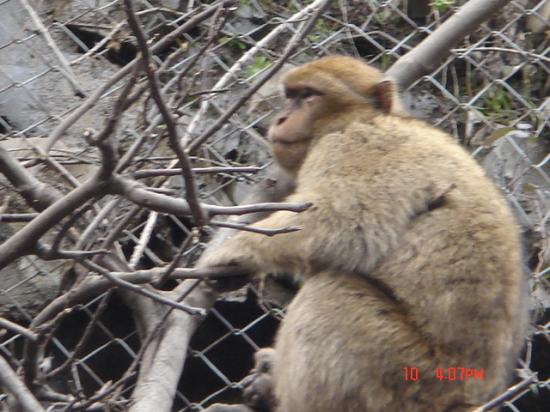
19, 0, 84, 97
0, 356, 45, 412
0, 318, 38, 342
0, 145, 62, 211
0, 213, 38, 222
387, 0, 513, 89
128, 280, 216, 412
124, 0, 206, 227
184, 0, 331, 144
108, 175, 310, 217
81, 260, 206, 316
29, 265, 246, 328
187, 0, 332, 153
0, 177, 107, 269
132, 165, 262, 179
210, 219, 301, 236
43, 0, 237, 152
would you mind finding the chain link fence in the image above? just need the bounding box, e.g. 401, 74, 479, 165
0, 0, 548, 411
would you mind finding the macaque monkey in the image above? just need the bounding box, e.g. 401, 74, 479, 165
198, 56, 527, 412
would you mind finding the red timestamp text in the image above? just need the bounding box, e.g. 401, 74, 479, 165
403, 367, 485, 381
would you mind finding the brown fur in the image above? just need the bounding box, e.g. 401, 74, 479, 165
198, 56, 527, 412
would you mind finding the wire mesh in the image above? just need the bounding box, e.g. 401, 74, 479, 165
0, 0, 548, 411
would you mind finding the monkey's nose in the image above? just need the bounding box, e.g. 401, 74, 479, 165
276, 115, 287, 125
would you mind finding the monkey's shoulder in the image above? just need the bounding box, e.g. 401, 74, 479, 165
301, 114, 509, 215
307, 114, 472, 172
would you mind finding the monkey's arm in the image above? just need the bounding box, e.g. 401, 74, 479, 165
198, 182, 449, 277
197, 206, 312, 275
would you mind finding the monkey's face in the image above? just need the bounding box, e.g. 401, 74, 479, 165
268, 85, 323, 173
267, 57, 402, 173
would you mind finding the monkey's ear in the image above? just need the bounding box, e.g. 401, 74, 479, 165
371, 78, 398, 113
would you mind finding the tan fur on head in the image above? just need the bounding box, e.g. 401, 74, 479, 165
283, 55, 406, 114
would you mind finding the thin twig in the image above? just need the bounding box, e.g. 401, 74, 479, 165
452, 47, 550, 64
19, 0, 84, 97
156, 234, 195, 287
0, 356, 45, 412
124, 0, 205, 226
132, 165, 262, 178
108, 175, 311, 217
0, 146, 62, 211
43, 0, 236, 152
28, 265, 240, 331
129, 210, 159, 268
0, 213, 38, 222
124, 6, 229, 271
0, 177, 107, 270
210, 219, 301, 236
81, 259, 206, 316
46, 292, 112, 378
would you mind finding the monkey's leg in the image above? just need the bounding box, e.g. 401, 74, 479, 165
272, 271, 471, 412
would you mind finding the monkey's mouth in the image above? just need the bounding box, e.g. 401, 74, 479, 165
271, 139, 293, 146
271, 137, 310, 146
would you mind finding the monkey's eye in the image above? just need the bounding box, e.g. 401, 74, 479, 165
285, 88, 299, 99
301, 87, 321, 99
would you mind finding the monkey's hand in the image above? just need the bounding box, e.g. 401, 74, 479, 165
196, 237, 258, 291
202, 349, 276, 412
243, 348, 277, 412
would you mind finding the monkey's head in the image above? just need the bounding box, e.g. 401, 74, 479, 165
268, 55, 403, 173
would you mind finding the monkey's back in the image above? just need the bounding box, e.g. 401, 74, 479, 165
375, 115, 526, 384
274, 115, 527, 411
